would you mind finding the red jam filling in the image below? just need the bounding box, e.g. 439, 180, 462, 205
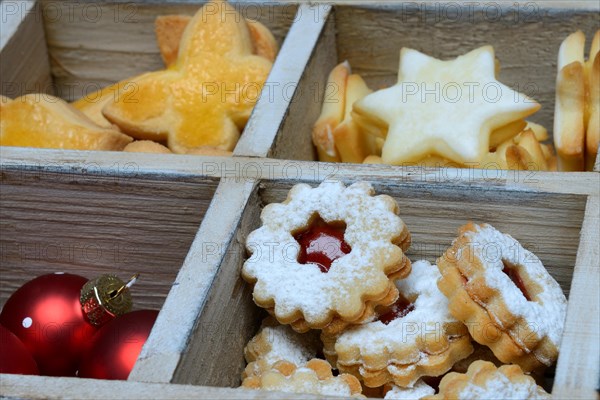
377, 295, 415, 325
502, 260, 531, 301
294, 216, 351, 273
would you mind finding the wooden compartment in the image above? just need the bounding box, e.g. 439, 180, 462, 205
236, 2, 600, 168
130, 161, 599, 399
1, 1, 599, 399
0, 0, 297, 159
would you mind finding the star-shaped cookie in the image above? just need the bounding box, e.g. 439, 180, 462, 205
353, 46, 540, 164
102, 0, 272, 153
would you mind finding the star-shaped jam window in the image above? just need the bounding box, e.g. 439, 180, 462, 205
353, 46, 540, 165
103, 0, 272, 153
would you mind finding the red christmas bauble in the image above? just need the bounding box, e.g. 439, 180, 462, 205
78, 310, 158, 380
0, 324, 39, 375
0, 273, 97, 376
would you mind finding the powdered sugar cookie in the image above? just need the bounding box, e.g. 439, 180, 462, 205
437, 223, 567, 371
384, 380, 435, 399
324, 260, 472, 388
424, 360, 551, 399
242, 181, 411, 334
243, 317, 320, 378
242, 359, 364, 397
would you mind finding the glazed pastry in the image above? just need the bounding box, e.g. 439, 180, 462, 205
123, 140, 172, 154
72, 81, 129, 129
242, 317, 320, 379
242, 359, 364, 397
1, 94, 132, 151
323, 260, 472, 388
424, 360, 551, 399
102, 0, 272, 153
242, 181, 411, 334
155, 15, 278, 67
437, 223, 567, 371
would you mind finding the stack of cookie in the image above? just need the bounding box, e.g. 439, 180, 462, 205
240, 181, 567, 399
312, 46, 558, 172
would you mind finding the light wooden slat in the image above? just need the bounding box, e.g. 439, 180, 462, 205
170, 182, 263, 387
2, 147, 600, 196
235, 3, 334, 159
0, 374, 334, 400
552, 195, 600, 398
0, 0, 53, 97
128, 179, 258, 384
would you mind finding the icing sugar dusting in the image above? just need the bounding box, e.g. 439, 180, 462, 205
243, 181, 405, 324
384, 380, 435, 399
259, 325, 318, 366
462, 224, 567, 346
335, 260, 458, 364
458, 369, 550, 399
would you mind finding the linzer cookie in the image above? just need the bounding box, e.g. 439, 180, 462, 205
323, 260, 472, 388
437, 223, 567, 371
242, 181, 411, 334
424, 360, 551, 399
383, 380, 435, 400
242, 359, 364, 397
243, 317, 320, 379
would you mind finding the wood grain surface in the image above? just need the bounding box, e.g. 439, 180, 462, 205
0, 0, 54, 97
0, 168, 219, 311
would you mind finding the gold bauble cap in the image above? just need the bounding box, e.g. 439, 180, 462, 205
80, 274, 138, 327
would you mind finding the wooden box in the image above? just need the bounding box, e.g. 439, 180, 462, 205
1, 1, 599, 399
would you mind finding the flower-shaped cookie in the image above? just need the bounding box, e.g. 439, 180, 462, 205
242, 359, 364, 397
437, 223, 567, 371
324, 260, 472, 388
242, 181, 411, 334
102, 0, 272, 153
424, 360, 551, 399
243, 317, 320, 379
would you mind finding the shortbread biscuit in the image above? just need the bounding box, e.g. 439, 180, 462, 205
437, 223, 567, 371
242, 181, 411, 334
383, 380, 435, 400
424, 360, 551, 399
155, 15, 278, 67
242, 359, 364, 397
123, 140, 172, 154
242, 317, 320, 378
312, 62, 350, 162
103, 0, 272, 153
324, 260, 472, 388
1, 94, 132, 151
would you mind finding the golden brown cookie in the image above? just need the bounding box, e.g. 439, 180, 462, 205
243, 317, 320, 379
437, 223, 567, 371
324, 260, 472, 388
1, 94, 132, 151
242, 359, 364, 397
242, 181, 411, 334
424, 360, 551, 399
103, 0, 272, 153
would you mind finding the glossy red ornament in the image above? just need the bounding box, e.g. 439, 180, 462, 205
0, 273, 97, 376
294, 216, 351, 273
78, 310, 158, 380
0, 324, 39, 375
